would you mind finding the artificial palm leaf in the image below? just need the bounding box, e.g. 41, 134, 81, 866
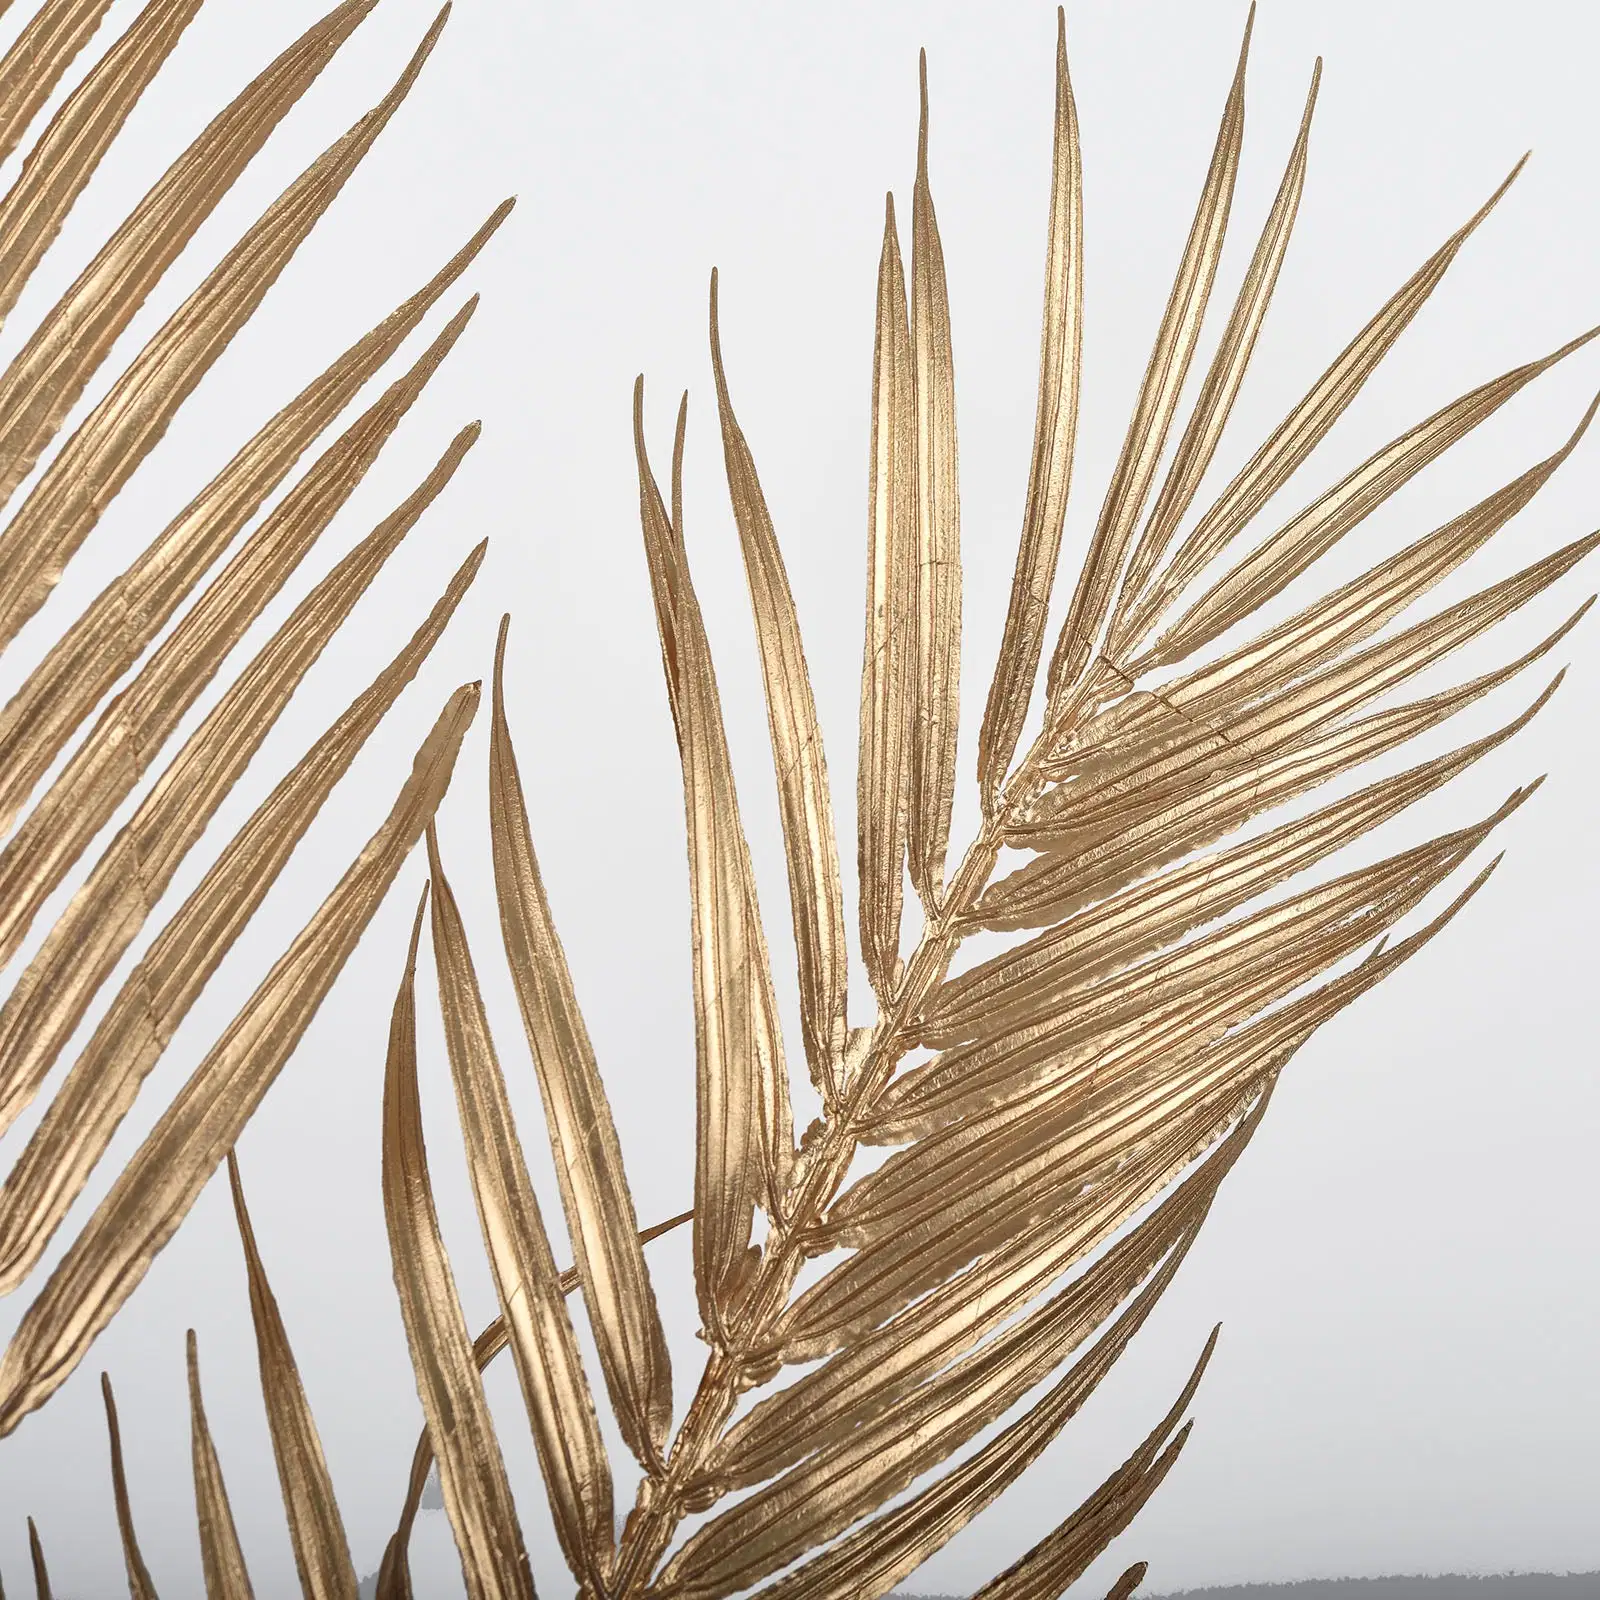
100, 1372, 159, 1600
0, 0, 505, 1439
186, 1331, 257, 1600
364, 9, 1596, 1593
3, 6, 1593, 1597
228, 1154, 359, 1599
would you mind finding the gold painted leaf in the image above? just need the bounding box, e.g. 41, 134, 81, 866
1109, 59, 1320, 645
26, 1517, 50, 1600
0, 3, 448, 657
0, 0, 378, 524
0, 203, 507, 842
727, 1288, 1218, 1600
712, 1090, 1258, 1493
907, 53, 962, 906
0, 0, 202, 334
0, 539, 482, 1294
425, 824, 615, 1589
1113, 155, 1528, 656
1045, 12, 1250, 703
0, 0, 121, 168
100, 1373, 159, 1600
977, 9, 1082, 803
0, 684, 479, 1434
634, 379, 788, 1338
710, 270, 850, 1098
489, 619, 674, 1470
381, 891, 536, 1600
857, 191, 916, 998
227, 1156, 357, 1600
0, 418, 478, 1164
376, 1206, 691, 1593
664, 1228, 1201, 1600
969, 1372, 1201, 1599
1137, 325, 1600, 673
0, 304, 479, 987
187, 1331, 256, 1600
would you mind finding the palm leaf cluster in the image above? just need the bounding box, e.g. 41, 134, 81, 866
0, 0, 507, 1527
3, 4, 1596, 1599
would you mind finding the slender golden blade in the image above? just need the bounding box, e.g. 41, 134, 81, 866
0, 684, 477, 1434
187, 1331, 256, 1600
663, 1228, 1199, 1600
0, 424, 478, 1158
907, 53, 962, 905
1110, 60, 1320, 643
858, 192, 915, 998
381, 891, 535, 1600
1138, 324, 1600, 673
426, 824, 615, 1588
702, 1288, 1217, 1600
784, 865, 1486, 1354
0, 0, 120, 166
0, 0, 203, 333
776, 1079, 1264, 1364
0, 543, 481, 1294
977, 9, 1082, 803
946, 712, 1552, 1023
1114, 155, 1529, 655
1006, 636, 1566, 889
227, 1156, 358, 1600
489, 619, 674, 1469
1045, 10, 1251, 702
377, 1212, 690, 1594
1038, 544, 1596, 819
634, 378, 785, 1337
0, 205, 507, 841
0, 5, 448, 659
100, 1373, 159, 1599
849, 825, 1489, 1210
26, 1518, 49, 1600
0, 0, 378, 521
670, 395, 796, 1221
711, 1094, 1256, 1492
1072, 392, 1598, 778
0, 305, 477, 983
710, 270, 850, 1097
970, 1369, 1202, 1599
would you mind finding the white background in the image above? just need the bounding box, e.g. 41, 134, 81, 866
0, 2, 1596, 1595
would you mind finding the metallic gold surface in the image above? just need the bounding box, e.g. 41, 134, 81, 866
0, 2, 1592, 1597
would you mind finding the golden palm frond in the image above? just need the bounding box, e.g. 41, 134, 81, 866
0, 0, 505, 1438
5, 6, 1596, 1599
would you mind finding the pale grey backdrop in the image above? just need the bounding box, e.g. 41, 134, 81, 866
0, 2, 1596, 1595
